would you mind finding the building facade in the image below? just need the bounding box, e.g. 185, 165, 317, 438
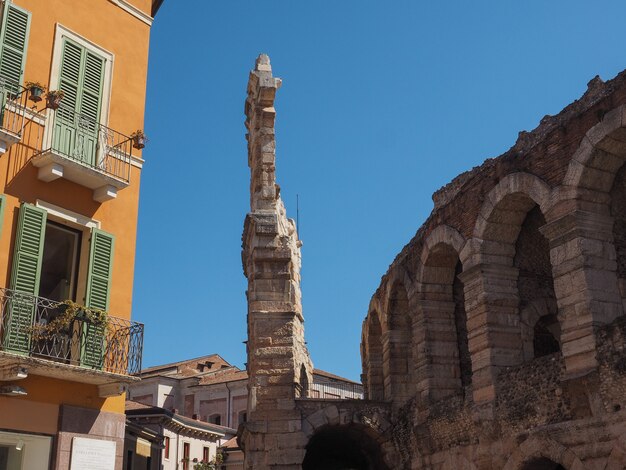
126, 354, 363, 469
125, 400, 230, 470
0, 0, 161, 468
239, 56, 626, 469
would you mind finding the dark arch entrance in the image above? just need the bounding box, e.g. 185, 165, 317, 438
302, 425, 389, 470
521, 457, 565, 470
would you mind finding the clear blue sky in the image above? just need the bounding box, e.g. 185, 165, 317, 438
133, 1, 626, 381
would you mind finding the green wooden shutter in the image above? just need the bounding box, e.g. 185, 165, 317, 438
82, 228, 114, 369
4, 203, 46, 354
55, 39, 104, 166
0, 2, 31, 92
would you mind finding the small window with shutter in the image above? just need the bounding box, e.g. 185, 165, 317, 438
0, 2, 31, 92
55, 37, 105, 166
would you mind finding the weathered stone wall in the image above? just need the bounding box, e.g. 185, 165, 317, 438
360, 70, 626, 469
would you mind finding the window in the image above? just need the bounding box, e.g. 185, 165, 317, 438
163, 436, 169, 460
182, 442, 190, 470
208, 414, 221, 425
203, 446, 209, 463
54, 37, 105, 166
44, 25, 114, 168
0, 431, 52, 470
39, 221, 81, 302
0, 2, 31, 91
4, 203, 115, 365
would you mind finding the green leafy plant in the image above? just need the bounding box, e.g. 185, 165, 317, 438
193, 452, 224, 470
27, 300, 110, 341
25, 81, 46, 91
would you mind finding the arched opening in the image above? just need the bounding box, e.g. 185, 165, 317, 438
453, 260, 471, 389
610, 163, 626, 304
520, 457, 565, 470
383, 282, 411, 401
514, 205, 559, 361
298, 364, 310, 398
365, 312, 384, 400
302, 425, 389, 470
420, 243, 469, 401
533, 314, 560, 358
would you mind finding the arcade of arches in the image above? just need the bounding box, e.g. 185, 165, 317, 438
358, 71, 626, 469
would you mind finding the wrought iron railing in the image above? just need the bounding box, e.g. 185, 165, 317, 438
36, 106, 133, 184
0, 287, 143, 375
296, 381, 364, 400
0, 77, 28, 138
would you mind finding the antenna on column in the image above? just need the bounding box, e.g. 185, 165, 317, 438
297, 194, 300, 236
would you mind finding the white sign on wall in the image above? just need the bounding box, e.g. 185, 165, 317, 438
70, 437, 116, 470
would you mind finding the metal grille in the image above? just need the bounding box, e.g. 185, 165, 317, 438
0, 77, 27, 137
0, 287, 143, 375
296, 381, 364, 400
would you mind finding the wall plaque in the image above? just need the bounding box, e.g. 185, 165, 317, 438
70, 437, 116, 470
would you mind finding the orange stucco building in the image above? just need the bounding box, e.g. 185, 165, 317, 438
0, 1, 162, 468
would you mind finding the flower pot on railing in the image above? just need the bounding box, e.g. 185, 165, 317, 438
130, 130, 147, 150
26, 81, 46, 103
46, 90, 64, 110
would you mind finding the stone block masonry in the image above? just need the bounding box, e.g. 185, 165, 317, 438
240, 54, 313, 470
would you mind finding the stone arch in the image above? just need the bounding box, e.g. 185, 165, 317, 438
502, 436, 584, 470
302, 423, 390, 470
474, 172, 553, 242
364, 309, 384, 400
381, 279, 412, 402
563, 105, 626, 194
519, 298, 560, 361
421, 225, 466, 263
417, 225, 470, 402
463, 174, 558, 403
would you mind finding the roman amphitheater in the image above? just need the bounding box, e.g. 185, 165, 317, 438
240, 56, 626, 469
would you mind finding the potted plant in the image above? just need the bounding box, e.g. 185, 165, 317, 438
130, 129, 147, 150
25, 81, 46, 102
46, 90, 64, 110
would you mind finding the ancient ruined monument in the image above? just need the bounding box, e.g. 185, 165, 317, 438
241, 54, 626, 469
240, 54, 314, 469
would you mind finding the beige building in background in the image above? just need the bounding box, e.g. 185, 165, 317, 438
127, 354, 362, 469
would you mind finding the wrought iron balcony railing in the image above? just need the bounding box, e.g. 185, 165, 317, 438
296, 381, 364, 400
35, 106, 133, 184
0, 287, 143, 376
0, 77, 28, 141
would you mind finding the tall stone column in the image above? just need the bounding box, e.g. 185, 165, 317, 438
240, 54, 313, 470
459, 261, 521, 407
541, 209, 624, 376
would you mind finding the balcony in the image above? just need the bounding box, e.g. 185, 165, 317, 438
31, 107, 134, 202
0, 78, 28, 153
0, 287, 143, 394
